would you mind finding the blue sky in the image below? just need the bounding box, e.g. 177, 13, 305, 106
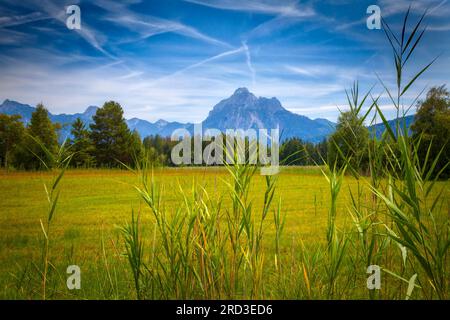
0, 0, 449, 122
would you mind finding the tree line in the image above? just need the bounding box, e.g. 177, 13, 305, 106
0, 101, 141, 169
327, 85, 450, 178
0, 86, 449, 177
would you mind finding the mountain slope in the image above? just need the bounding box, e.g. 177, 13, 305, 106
368, 115, 415, 138
126, 118, 191, 138
202, 88, 335, 142
0, 99, 35, 124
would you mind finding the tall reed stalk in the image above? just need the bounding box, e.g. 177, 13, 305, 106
321, 163, 348, 298
28, 136, 72, 299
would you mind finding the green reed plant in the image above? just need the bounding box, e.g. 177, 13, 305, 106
118, 210, 144, 299
371, 135, 449, 299
99, 227, 120, 299
27, 135, 73, 299
273, 198, 285, 273
369, 8, 449, 299
222, 139, 278, 298
320, 163, 348, 298
336, 84, 391, 299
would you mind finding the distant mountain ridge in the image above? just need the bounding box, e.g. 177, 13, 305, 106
0, 88, 415, 142
0, 99, 191, 141
127, 117, 191, 138
369, 115, 415, 138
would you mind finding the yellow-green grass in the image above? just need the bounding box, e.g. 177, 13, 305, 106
0, 167, 340, 258
0, 167, 448, 299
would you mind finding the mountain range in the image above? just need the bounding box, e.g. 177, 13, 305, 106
0, 99, 191, 141
0, 88, 414, 143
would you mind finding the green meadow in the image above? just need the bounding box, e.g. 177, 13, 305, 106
0, 167, 448, 299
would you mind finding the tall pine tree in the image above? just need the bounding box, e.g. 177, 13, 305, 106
90, 101, 133, 167
17, 103, 59, 169
70, 118, 95, 167
28, 103, 59, 150
0, 114, 25, 168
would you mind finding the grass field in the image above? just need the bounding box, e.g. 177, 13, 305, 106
0, 166, 448, 299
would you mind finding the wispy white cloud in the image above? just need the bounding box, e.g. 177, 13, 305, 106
379, 0, 449, 18
190, 0, 317, 40
184, 0, 312, 17
115, 71, 144, 80
143, 46, 247, 87
95, 0, 230, 48
336, 0, 450, 35
0, 0, 115, 59
427, 23, 450, 31
242, 41, 256, 86
108, 14, 230, 48
246, 14, 305, 39
0, 28, 36, 45
285, 66, 315, 77
287, 103, 410, 122
285, 64, 372, 82
0, 11, 49, 28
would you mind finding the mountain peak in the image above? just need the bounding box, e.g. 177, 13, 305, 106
0, 99, 35, 112
84, 106, 98, 116
1, 99, 27, 107
229, 87, 257, 103
233, 87, 250, 96
155, 119, 168, 125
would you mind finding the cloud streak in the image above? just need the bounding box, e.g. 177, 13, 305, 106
184, 0, 313, 17
242, 41, 256, 86
0, 11, 49, 28
95, 0, 230, 48
0, 0, 115, 59
379, 0, 449, 18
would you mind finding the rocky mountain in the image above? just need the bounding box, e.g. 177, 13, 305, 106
201, 88, 335, 142
0, 100, 98, 127
0, 99, 35, 124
